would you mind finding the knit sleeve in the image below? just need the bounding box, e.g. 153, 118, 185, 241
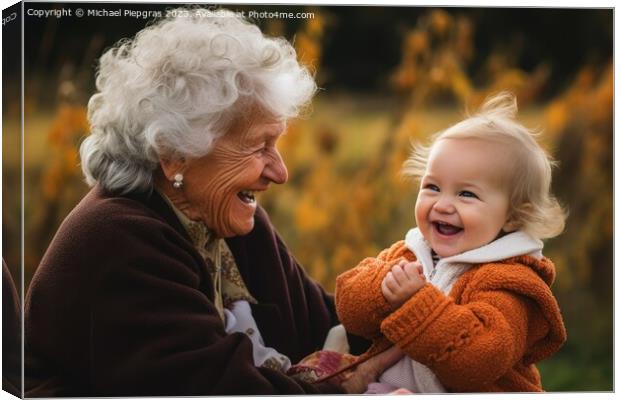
380, 283, 532, 391
335, 241, 414, 339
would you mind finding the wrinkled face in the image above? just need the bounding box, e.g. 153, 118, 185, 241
414, 138, 513, 258
182, 118, 288, 237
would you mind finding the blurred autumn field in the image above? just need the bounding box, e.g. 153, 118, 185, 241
2, 5, 613, 392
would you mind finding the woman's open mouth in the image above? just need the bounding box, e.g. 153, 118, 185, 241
237, 190, 256, 204
433, 221, 463, 236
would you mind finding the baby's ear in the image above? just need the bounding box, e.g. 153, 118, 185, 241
502, 211, 520, 233
502, 219, 519, 232
503, 204, 530, 232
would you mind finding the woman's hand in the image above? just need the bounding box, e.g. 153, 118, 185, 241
339, 346, 404, 394
381, 260, 426, 310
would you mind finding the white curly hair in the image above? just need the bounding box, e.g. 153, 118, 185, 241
80, 7, 317, 194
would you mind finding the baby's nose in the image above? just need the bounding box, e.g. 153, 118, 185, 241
433, 197, 455, 213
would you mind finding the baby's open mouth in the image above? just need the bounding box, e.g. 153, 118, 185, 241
433, 221, 463, 236
238, 190, 256, 204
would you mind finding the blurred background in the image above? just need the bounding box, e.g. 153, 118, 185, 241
2, 2, 612, 391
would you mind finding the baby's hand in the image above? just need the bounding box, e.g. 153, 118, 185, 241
381, 260, 426, 310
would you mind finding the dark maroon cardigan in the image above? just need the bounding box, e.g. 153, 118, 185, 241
3, 260, 21, 397
25, 186, 344, 396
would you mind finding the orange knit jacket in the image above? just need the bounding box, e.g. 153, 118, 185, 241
335, 240, 567, 392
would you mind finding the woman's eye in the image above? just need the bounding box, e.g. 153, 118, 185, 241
424, 184, 440, 192
460, 190, 478, 199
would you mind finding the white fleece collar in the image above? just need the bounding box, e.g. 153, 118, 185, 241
404, 227, 543, 294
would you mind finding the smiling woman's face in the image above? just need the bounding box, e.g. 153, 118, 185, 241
178, 117, 288, 237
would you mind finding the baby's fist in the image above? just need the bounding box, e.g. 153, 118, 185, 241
381, 260, 426, 310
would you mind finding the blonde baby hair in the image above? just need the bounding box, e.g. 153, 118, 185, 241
402, 91, 566, 239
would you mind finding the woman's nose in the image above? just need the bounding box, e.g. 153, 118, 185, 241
263, 149, 288, 184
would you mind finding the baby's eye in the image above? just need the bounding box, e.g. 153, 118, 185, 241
424, 184, 440, 192
459, 190, 478, 199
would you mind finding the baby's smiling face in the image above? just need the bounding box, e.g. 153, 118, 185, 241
414, 138, 516, 258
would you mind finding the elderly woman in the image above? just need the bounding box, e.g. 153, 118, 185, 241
24, 8, 399, 397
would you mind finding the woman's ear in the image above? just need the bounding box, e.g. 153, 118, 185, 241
158, 155, 187, 181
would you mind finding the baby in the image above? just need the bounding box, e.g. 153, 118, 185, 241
335, 92, 567, 393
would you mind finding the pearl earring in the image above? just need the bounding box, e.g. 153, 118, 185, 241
173, 173, 184, 189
